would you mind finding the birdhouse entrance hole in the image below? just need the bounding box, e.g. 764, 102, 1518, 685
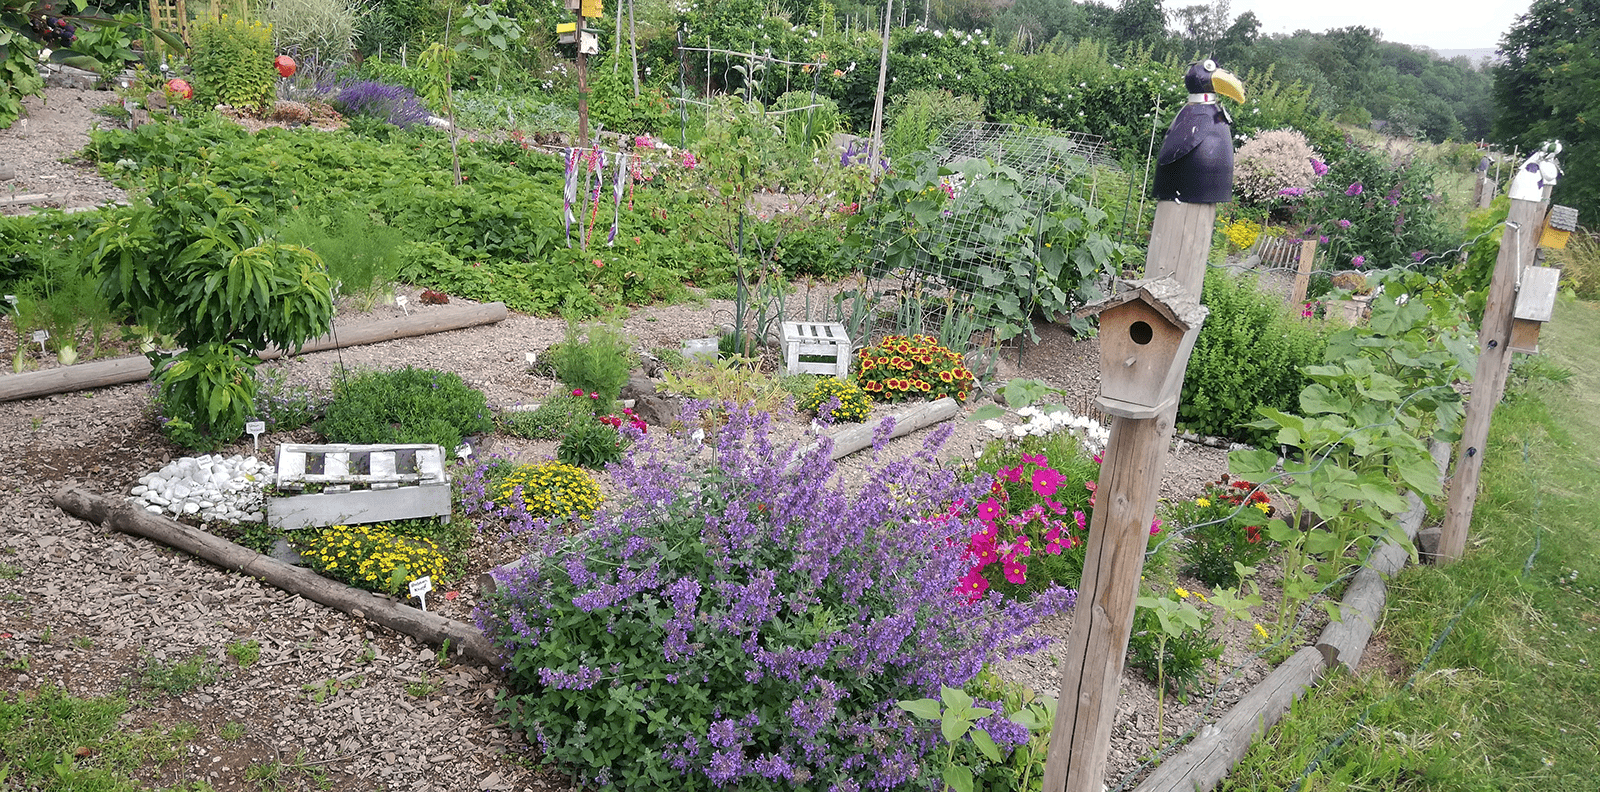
1129, 321, 1154, 345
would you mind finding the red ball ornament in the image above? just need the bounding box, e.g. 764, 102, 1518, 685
274, 55, 297, 78
165, 78, 193, 99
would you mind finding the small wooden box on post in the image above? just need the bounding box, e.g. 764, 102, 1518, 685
1041, 58, 1242, 792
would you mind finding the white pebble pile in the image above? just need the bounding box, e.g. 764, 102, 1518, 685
127, 454, 272, 524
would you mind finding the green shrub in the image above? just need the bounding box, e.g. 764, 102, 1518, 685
292, 523, 449, 594
189, 15, 279, 112
797, 377, 871, 423
501, 394, 595, 440
261, 0, 368, 63
545, 319, 637, 404
490, 461, 600, 521
557, 418, 626, 468
276, 206, 407, 306
1168, 478, 1277, 588
1179, 269, 1328, 445
319, 366, 491, 457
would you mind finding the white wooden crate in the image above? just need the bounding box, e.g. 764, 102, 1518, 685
782, 321, 851, 378
266, 443, 451, 530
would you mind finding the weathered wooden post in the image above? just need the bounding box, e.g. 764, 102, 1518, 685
1041, 59, 1243, 792
1290, 238, 1319, 308
1438, 143, 1564, 562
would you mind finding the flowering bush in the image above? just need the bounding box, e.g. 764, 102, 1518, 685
797, 377, 871, 423
1233, 128, 1320, 207
855, 334, 975, 403
293, 524, 448, 594
1166, 477, 1277, 588
961, 438, 1100, 599
326, 79, 430, 128
476, 406, 1075, 791
1220, 217, 1263, 251
492, 461, 601, 521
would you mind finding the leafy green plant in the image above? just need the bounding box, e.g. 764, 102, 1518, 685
558, 418, 626, 469
883, 88, 985, 161
658, 354, 793, 418
87, 176, 333, 448
451, 3, 522, 92
1129, 589, 1222, 707
1180, 268, 1329, 445
898, 686, 1006, 792
291, 523, 449, 594
188, 14, 278, 112
137, 654, 219, 696
544, 318, 637, 404
254, 365, 331, 432
797, 377, 871, 423
501, 394, 596, 441
275, 205, 407, 307
225, 639, 261, 667
318, 366, 491, 457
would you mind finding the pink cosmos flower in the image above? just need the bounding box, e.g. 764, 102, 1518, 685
1074, 510, 1087, 530
1003, 560, 1027, 584
1032, 467, 1066, 498
977, 496, 1005, 526
1021, 453, 1047, 466
1352, 255, 1365, 268
1149, 518, 1164, 536
957, 569, 990, 601
572, 389, 584, 396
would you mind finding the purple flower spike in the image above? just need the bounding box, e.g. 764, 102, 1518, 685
1310, 157, 1328, 176
1319, 235, 1329, 244
1345, 182, 1364, 196
1337, 219, 1351, 228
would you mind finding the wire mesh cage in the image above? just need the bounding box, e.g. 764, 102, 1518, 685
868, 122, 1124, 346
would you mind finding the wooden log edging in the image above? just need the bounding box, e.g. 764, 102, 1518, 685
1131, 440, 1452, 792
54, 484, 500, 667
0, 301, 509, 403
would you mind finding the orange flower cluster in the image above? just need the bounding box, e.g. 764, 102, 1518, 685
855, 334, 975, 403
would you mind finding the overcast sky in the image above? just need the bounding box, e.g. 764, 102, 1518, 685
1226, 0, 1534, 51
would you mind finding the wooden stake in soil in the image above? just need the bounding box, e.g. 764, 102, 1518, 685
1042, 59, 1243, 792
1437, 150, 1558, 562
1290, 238, 1318, 308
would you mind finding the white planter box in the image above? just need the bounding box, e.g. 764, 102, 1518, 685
266, 443, 451, 530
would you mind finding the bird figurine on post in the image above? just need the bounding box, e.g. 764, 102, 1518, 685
1152, 58, 1246, 204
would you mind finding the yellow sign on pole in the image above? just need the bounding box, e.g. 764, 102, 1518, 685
556, 21, 577, 33
581, 0, 603, 18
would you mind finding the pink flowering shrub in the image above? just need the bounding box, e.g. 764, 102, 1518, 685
1233, 129, 1320, 207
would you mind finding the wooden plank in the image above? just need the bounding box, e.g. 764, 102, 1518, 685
1439, 197, 1548, 561
813, 397, 959, 460
280, 443, 442, 454
266, 485, 452, 530
284, 472, 426, 486
1291, 239, 1318, 308
1133, 647, 1327, 792
370, 451, 399, 490
1514, 266, 1560, 322
0, 191, 69, 207
275, 446, 306, 489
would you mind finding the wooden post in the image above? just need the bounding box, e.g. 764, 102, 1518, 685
1042, 202, 1215, 792
1290, 238, 1318, 308
1437, 194, 1550, 562
865, 0, 893, 177
575, 5, 589, 146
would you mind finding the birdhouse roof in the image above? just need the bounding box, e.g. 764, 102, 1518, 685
1548, 205, 1578, 233
1077, 277, 1207, 330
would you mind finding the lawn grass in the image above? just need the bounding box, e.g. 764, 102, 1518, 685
1221, 296, 1600, 791
0, 686, 208, 791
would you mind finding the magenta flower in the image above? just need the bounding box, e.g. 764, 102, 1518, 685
1020, 453, 1047, 466
1352, 255, 1365, 268
1310, 157, 1328, 176
1003, 560, 1027, 584
1319, 235, 1330, 244
1277, 187, 1307, 197
1149, 518, 1163, 536
977, 496, 1005, 526
1074, 510, 1087, 530
1345, 182, 1364, 196
1337, 219, 1351, 228
572, 389, 584, 396
1031, 467, 1066, 499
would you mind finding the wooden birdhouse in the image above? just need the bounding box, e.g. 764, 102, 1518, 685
1082, 277, 1209, 419
1541, 205, 1578, 250
1509, 266, 1561, 354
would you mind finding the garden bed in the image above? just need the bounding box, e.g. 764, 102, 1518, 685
0, 287, 1343, 790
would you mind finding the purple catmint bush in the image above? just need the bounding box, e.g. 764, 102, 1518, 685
472, 403, 1076, 791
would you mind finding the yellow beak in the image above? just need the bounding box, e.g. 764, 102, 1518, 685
1211, 68, 1245, 103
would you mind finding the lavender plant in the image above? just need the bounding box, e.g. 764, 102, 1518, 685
325, 79, 429, 128
472, 405, 1076, 791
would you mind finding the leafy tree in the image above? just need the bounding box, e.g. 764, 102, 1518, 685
1110, 0, 1165, 47
1493, 0, 1600, 221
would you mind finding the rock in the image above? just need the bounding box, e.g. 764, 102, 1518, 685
631, 392, 679, 427
619, 372, 656, 401
1416, 526, 1443, 562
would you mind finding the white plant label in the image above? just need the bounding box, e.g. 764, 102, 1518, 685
454, 442, 473, 459
245, 420, 266, 452
395, 294, 410, 315
31, 329, 48, 353
409, 575, 433, 611
4, 295, 15, 311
